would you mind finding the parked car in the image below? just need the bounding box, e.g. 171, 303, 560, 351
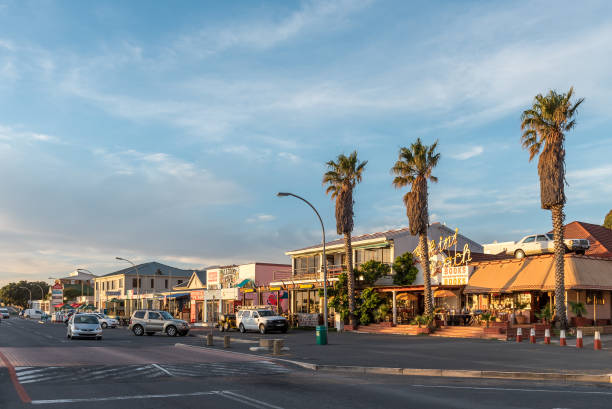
66, 313, 102, 340
485, 234, 590, 259
0, 308, 9, 319
218, 313, 237, 332
129, 310, 190, 337
94, 313, 119, 329
236, 308, 288, 334
23, 309, 44, 320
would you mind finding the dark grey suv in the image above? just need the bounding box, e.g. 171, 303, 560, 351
129, 310, 190, 337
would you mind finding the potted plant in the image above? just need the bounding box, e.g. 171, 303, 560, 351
569, 301, 591, 327
514, 300, 529, 324
479, 312, 493, 328
410, 314, 432, 334
535, 303, 553, 324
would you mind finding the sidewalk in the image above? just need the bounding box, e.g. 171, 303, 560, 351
200, 329, 612, 376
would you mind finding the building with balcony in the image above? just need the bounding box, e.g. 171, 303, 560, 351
93, 262, 194, 316
273, 223, 482, 323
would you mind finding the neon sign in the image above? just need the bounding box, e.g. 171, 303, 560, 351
413, 228, 472, 268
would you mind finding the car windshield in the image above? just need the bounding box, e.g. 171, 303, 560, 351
547, 234, 554, 240
160, 311, 174, 320
75, 315, 98, 324
257, 310, 275, 317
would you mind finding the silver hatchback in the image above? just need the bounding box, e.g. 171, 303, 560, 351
67, 314, 103, 340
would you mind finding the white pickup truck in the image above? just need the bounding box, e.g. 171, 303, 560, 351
484, 234, 590, 259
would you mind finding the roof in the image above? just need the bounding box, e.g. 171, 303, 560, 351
558, 221, 612, 258
287, 223, 481, 254
464, 254, 612, 293
98, 262, 194, 278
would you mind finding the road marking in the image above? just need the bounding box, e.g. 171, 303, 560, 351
0, 350, 32, 403
152, 363, 173, 376
410, 384, 612, 395
219, 390, 284, 409
30, 391, 220, 405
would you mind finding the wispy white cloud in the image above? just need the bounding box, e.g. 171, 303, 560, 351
246, 214, 276, 223
450, 146, 484, 160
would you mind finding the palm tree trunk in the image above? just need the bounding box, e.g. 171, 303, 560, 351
344, 232, 356, 327
551, 204, 568, 330
418, 233, 433, 315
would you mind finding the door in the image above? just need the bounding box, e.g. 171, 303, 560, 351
240, 311, 251, 328
146, 311, 164, 332
536, 235, 551, 254
522, 235, 537, 255
249, 311, 260, 330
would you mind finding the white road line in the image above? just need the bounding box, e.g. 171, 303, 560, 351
220, 390, 284, 409
410, 384, 612, 395
152, 363, 173, 376
30, 391, 220, 405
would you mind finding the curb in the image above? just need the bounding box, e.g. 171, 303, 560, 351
173, 343, 612, 384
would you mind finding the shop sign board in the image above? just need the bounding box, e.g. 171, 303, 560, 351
241, 288, 254, 293
207, 270, 218, 285
299, 284, 314, 289
105, 291, 121, 296
191, 290, 205, 301
269, 286, 282, 291
441, 265, 473, 286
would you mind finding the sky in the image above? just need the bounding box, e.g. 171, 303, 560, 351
0, 0, 611, 285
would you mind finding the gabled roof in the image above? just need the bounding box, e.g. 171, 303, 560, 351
99, 261, 194, 278
183, 271, 207, 289
557, 221, 612, 258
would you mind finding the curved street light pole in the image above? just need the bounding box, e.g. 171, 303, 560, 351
116, 257, 140, 311
277, 192, 328, 338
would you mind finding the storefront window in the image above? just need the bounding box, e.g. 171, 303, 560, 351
295, 290, 320, 313
586, 290, 605, 305
517, 293, 532, 309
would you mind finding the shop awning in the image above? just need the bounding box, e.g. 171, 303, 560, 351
166, 293, 190, 299
434, 289, 456, 298
464, 254, 612, 293
236, 279, 254, 288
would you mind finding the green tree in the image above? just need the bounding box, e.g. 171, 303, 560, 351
326, 273, 349, 321
0, 281, 50, 308
604, 210, 612, 230
392, 139, 440, 315
357, 287, 384, 325
323, 151, 367, 327
392, 252, 419, 286
521, 87, 584, 330
357, 260, 390, 286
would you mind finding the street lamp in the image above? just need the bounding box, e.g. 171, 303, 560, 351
116, 257, 140, 311
277, 192, 328, 344
19, 286, 32, 308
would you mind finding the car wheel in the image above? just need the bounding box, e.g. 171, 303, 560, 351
146, 332, 155, 336
239, 323, 245, 333
101, 322, 108, 329
166, 325, 178, 337
132, 325, 144, 336
259, 324, 266, 335
514, 249, 526, 259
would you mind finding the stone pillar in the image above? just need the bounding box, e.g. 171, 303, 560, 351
392, 290, 397, 325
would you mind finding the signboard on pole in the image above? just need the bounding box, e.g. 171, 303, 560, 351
51, 281, 64, 308
441, 265, 473, 286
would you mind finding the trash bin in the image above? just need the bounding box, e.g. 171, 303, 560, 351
316, 325, 328, 345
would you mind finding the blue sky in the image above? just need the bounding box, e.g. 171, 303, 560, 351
0, 0, 611, 284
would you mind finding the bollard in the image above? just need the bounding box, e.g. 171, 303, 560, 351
544, 329, 551, 344
224, 335, 231, 348
206, 333, 214, 346
594, 331, 602, 350
560, 329, 566, 346
576, 329, 583, 348
272, 339, 282, 355
529, 328, 536, 344
516, 327, 522, 342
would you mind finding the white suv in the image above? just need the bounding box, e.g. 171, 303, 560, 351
236, 309, 288, 334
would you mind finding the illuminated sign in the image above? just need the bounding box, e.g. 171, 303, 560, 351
413, 228, 472, 268
242, 288, 254, 293
441, 265, 473, 286
269, 286, 282, 291
299, 284, 314, 289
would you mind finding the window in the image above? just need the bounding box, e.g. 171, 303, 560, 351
523, 236, 536, 243
252, 312, 259, 318
119, 279, 123, 288
147, 312, 161, 320
546, 234, 554, 240
133, 311, 145, 319
242, 311, 251, 318
177, 280, 183, 285
536, 235, 548, 242
165, 279, 168, 289
112, 281, 115, 290
150, 279, 154, 288
132, 278, 138, 288
586, 290, 605, 305
95, 282, 99, 290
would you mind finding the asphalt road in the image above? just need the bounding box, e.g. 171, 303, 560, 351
1, 318, 611, 409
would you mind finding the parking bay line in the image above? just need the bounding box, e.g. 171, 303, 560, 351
409, 384, 612, 395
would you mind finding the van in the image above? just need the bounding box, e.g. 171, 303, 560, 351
24, 309, 44, 319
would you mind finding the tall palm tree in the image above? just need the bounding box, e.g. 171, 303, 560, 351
521, 87, 583, 330
323, 151, 367, 327
391, 139, 440, 316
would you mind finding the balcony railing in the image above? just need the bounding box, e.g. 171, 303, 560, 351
291, 262, 393, 280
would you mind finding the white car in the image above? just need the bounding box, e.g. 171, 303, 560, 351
67, 314, 103, 340
506, 234, 590, 259
23, 309, 44, 320
94, 313, 118, 329
236, 308, 288, 334
0, 308, 9, 319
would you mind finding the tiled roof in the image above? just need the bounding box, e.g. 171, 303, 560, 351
554, 221, 612, 258
99, 261, 194, 278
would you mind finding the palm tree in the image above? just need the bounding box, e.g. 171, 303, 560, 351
521, 87, 584, 330
323, 151, 367, 327
391, 139, 440, 316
